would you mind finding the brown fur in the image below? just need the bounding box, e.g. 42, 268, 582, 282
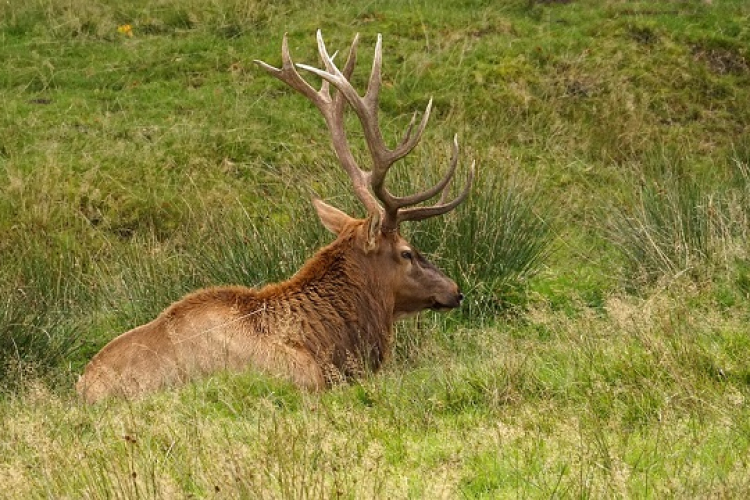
76, 205, 462, 403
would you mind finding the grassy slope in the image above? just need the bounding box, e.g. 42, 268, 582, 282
1, 0, 750, 497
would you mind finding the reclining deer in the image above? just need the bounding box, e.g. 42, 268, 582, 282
76, 31, 474, 403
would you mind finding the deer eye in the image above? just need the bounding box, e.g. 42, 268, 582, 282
401, 250, 413, 261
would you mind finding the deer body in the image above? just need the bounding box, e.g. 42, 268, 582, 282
77, 31, 473, 403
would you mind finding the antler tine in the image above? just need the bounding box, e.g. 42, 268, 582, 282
341, 35, 359, 80
439, 135, 461, 205
397, 158, 476, 224
389, 133, 461, 208
253, 34, 328, 107
315, 29, 337, 75
365, 34, 383, 107
331, 34, 359, 115
391, 98, 433, 163
297, 32, 359, 101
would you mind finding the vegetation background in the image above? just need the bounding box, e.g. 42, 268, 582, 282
1, 0, 749, 497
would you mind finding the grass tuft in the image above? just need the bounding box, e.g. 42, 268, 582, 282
606, 158, 750, 285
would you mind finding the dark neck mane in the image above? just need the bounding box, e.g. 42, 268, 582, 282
256, 231, 394, 379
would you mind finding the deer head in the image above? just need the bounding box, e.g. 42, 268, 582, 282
255, 31, 474, 319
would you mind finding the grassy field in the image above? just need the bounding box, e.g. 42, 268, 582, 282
1, 0, 750, 497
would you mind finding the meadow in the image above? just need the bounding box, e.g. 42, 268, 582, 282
1, 0, 749, 497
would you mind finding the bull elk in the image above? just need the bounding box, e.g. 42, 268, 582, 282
76, 31, 474, 403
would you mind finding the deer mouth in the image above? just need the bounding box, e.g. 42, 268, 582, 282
430, 294, 463, 312
430, 303, 455, 312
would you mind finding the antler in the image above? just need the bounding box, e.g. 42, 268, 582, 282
254, 30, 474, 232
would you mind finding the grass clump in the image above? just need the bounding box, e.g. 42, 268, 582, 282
0, 234, 93, 388
412, 166, 553, 315
0, 300, 78, 390
606, 158, 750, 285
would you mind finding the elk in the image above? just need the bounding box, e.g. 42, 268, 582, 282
76, 31, 474, 403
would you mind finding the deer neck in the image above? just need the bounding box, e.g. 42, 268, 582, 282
289, 238, 394, 316
269, 236, 395, 374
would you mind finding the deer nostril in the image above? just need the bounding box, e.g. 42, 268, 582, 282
457, 292, 464, 302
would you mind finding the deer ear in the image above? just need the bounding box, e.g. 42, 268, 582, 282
313, 198, 355, 235
365, 211, 382, 252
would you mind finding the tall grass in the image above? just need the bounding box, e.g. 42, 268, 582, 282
0, 234, 95, 389
192, 198, 329, 289
0, 299, 78, 390
407, 164, 553, 316
606, 158, 750, 285
3, 289, 749, 498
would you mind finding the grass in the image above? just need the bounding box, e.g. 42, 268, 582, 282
3, 294, 749, 497
1, 0, 750, 497
606, 159, 750, 285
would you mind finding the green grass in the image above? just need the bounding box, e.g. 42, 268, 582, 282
1, 0, 750, 497
606, 159, 750, 285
